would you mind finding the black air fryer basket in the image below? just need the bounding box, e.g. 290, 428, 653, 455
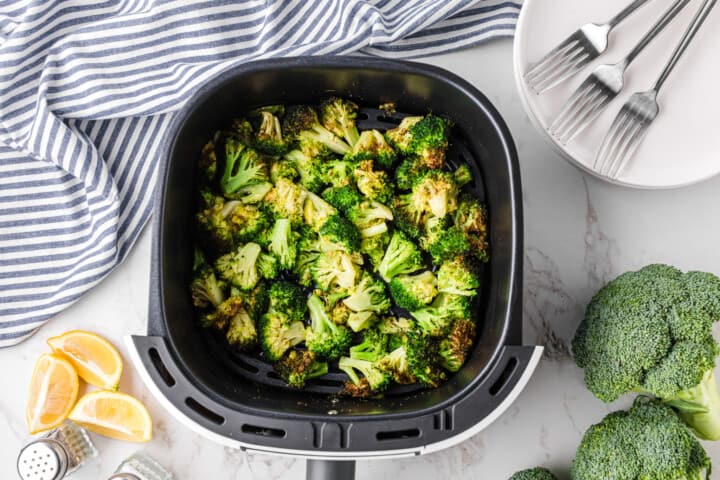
127, 56, 542, 480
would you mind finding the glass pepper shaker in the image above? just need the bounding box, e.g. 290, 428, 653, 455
109, 452, 174, 480
17, 421, 98, 480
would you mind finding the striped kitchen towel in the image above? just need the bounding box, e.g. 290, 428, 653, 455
0, 0, 522, 347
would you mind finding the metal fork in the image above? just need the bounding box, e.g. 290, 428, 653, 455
596, 0, 718, 179
524, 0, 654, 94
549, 0, 691, 145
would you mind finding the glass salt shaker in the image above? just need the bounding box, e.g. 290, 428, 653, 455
17, 421, 98, 480
109, 452, 174, 480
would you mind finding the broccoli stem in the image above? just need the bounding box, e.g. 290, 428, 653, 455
667, 370, 720, 441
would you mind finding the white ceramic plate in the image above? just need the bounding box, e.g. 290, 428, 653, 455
513, 0, 720, 188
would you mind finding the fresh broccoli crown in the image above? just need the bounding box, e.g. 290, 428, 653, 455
406, 329, 446, 388
411, 170, 459, 218
571, 399, 711, 480
347, 129, 397, 169
322, 185, 363, 214
388, 271, 438, 311
227, 202, 271, 243
259, 312, 306, 361
360, 232, 391, 270
338, 356, 391, 394
454, 196, 489, 262
253, 111, 288, 155
275, 350, 328, 389
353, 160, 393, 203
257, 253, 280, 280
319, 214, 361, 252
394, 156, 429, 191
268, 218, 297, 270
384, 116, 423, 153
284, 149, 325, 193
349, 328, 389, 362
220, 138, 269, 197
283, 105, 351, 155
437, 255, 480, 297
378, 231, 425, 282
312, 250, 361, 291
432, 292, 472, 320
572, 264, 720, 440
268, 281, 307, 323
304, 192, 338, 231
305, 294, 353, 359
508, 468, 558, 480
198, 140, 218, 185
407, 114, 451, 169
191, 264, 226, 308
320, 97, 360, 147
453, 164, 473, 188
270, 159, 299, 183
225, 308, 257, 350
236, 283, 269, 321
426, 225, 470, 264
215, 243, 262, 291
201, 296, 244, 330
264, 177, 308, 225
439, 319, 476, 372
342, 273, 391, 313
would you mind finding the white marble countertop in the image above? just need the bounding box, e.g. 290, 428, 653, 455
2, 40, 720, 480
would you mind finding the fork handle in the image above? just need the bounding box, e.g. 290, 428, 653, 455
609, 0, 655, 27
655, 0, 718, 91
625, 0, 692, 64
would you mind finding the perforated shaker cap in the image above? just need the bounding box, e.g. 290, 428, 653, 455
17, 439, 68, 480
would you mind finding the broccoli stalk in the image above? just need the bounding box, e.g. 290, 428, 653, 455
305, 294, 353, 360
275, 350, 328, 389
319, 97, 360, 147
268, 218, 297, 270
342, 274, 391, 313
377, 231, 424, 282
668, 369, 720, 442
338, 356, 390, 397
220, 138, 270, 198
215, 243, 262, 291
254, 111, 288, 155
347, 311, 377, 332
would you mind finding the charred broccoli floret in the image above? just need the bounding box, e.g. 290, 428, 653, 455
220, 138, 270, 200
422, 221, 470, 264
319, 97, 360, 147
195, 195, 241, 253
378, 231, 424, 282
353, 160, 393, 203
268, 218, 297, 270
257, 252, 280, 280
320, 159, 356, 188
346, 200, 393, 238
259, 312, 306, 362
312, 250, 361, 291
268, 281, 307, 323
436, 255, 481, 297
346, 129, 396, 169
215, 243, 262, 291
411, 170, 459, 219
236, 283, 269, 321
191, 263, 225, 308
395, 157, 428, 191
304, 192, 338, 232
385, 115, 451, 169
198, 139, 218, 186
275, 350, 328, 389
201, 296, 243, 330
253, 111, 288, 155
225, 307, 257, 350
227, 202, 272, 244
349, 328, 389, 362
431, 292, 472, 320
453, 164, 473, 188
388, 271, 437, 311
264, 177, 307, 225
321, 185, 363, 214
376, 345, 414, 384
305, 294, 353, 360
318, 214, 361, 253
270, 159, 299, 183
342, 273, 391, 313
454, 196, 489, 262
406, 330, 446, 388
284, 149, 325, 193
439, 319, 476, 372
339, 356, 391, 397
283, 105, 351, 155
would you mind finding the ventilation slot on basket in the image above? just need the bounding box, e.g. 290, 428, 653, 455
148, 348, 175, 387
376, 428, 421, 441
489, 357, 519, 396
241, 424, 286, 438
375, 115, 402, 125
433, 409, 454, 431
185, 397, 224, 425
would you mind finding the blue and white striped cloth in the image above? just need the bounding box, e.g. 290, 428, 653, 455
0, 0, 522, 347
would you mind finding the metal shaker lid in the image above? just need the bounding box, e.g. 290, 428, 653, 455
107, 474, 142, 480
17, 439, 68, 480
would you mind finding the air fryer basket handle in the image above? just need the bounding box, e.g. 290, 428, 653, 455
306, 459, 356, 480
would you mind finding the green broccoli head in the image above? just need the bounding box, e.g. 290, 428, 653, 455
259, 311, 306, 361
378, 231, 424, 282
508, 468, 558, 480
304, 192, 338, 232
264, 177, 308, 225
283, 105, 351, 155
571, 399, 711, 480
191, 263, 226, 308
424, 224, 470, 264
305, 294, 353, 360
270, 159, 299, 183
257, 252, 280, 280
253, 111, 288, 155
220, 138, 270, 198
267, 281, 307, 323
385, 115, 451, 169
321, 185, 363, 214
439, 319, 476, 372
436, 255, 481, 297
338, 356, 391, 397
268, 218, 297, 270
284, 149, 325, 193
346, 200, 393, 238
274, 350, 328, 389
572, 264, 720, 440
394, 156, 428, 191
347, 129, 397, 169
349, 328, 389, 362
312, 250, 361, 291
215, 243, 262, 291
342, 273, 391, 313
227, 203, 272, 244
353, 160, 393, 204
319, 97, 360, 147
225, 308, 257, 350
319, 214, 361, 253
453, 164, 473, 188
321, 159, 356, 188
454, 196, 489, 263
360, 232, 391, 270
388, 271, 438, 311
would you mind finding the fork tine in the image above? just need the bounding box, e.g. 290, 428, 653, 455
555, 88, 604, 143
609, 121, 649, 179
549, 80, 595, 135
596, 110, 634, 175
558, 90, 611, 144
525, 37, 580, 83
531, 49, 591, 94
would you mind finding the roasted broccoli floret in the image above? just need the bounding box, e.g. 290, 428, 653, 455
342, 274, 391, 313
571, 399, 711, 480
453, 164, 473, 188
318, 214, 361, 253
376, 345, 414, 384
312, 250, 361, 291
572, 264, 720, 440
385, 115, 451, 169
353, 159, 393, 203
377, 316, 414, 336
201, 296, 243, 330
198, 139, 218, 186
191, 263, 225, 308
392, 193, 424, 240
270, 159, 299, 183
423, 224, 470, 264
264, 177, 307, 225
305, 294, 353, 360
220, 138, 270, 199
439, 319, 476, 372
294, 230, 322, 287
406, 330, 446, 388
347, 311, 377, 332
410, 306, 453, 337
321, 185, 363, 214
259, 311, 306, 361
268, 281, 307, 323
411, 170, 459, 218
509, 467, 558, 480
319, 97, 360, 147
247, 104, 285, 118
236, 283, 268, 321
360, 232, 391, 270
431, 292, 472, 320
388, 271, 438, 311
227, 203, 272, 244
284, 149, 325, 193
346, 200, 393, 238
253, 111, 288, 155
227, 118, 254, 143
378, 231, 424, 282
196, 195, 241, 253
267, 218, 297, 270
275, 350, 328, 389
349, 328, 389, 362
225, 307, 257, 350
320, 159, 356, 188
304, 192, 338, 232
346, 129, 397, 169
257, 252, 280, 280
339, 356, 391, 397
215, 243, 262, 291
395, 157, 428, 191
283, 105, 351, 155
330, 301, 352, 325
454, 196, 489, 262
437, 255, 480, 297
